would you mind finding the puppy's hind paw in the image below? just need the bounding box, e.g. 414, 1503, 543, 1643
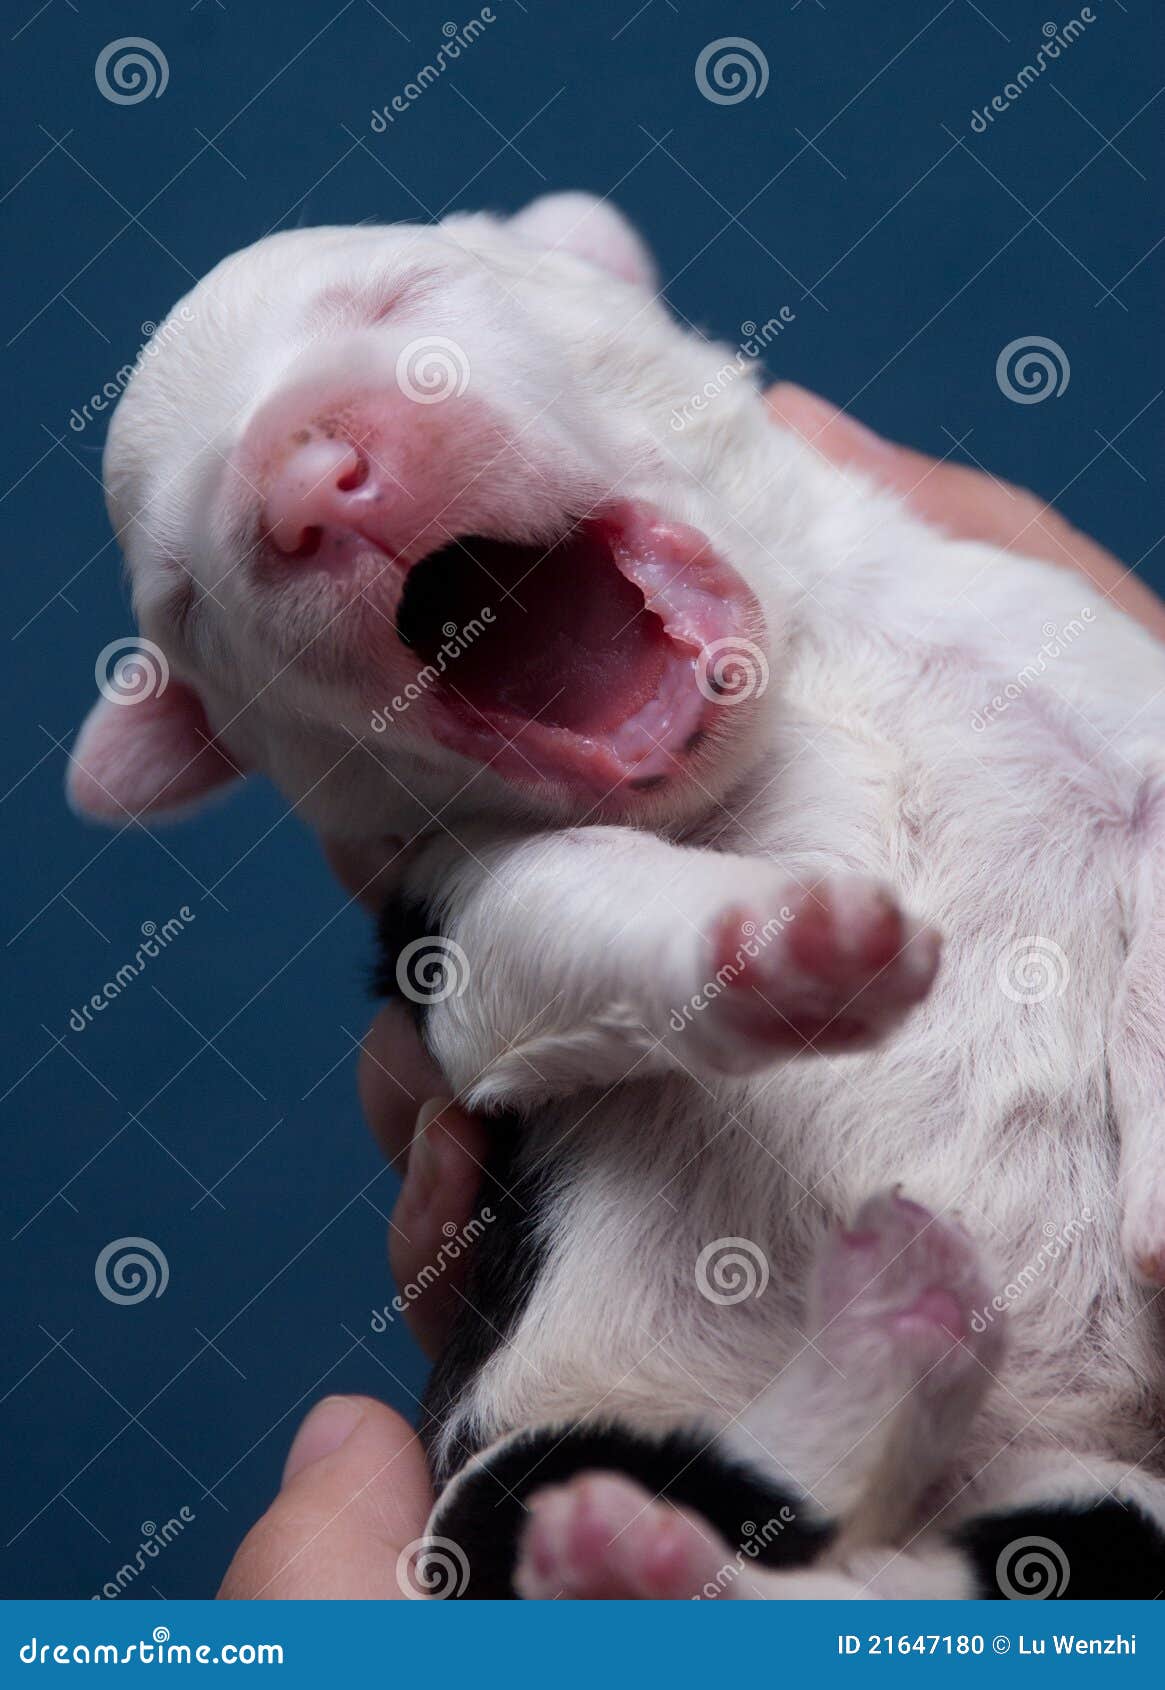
515, 1471, 736, 1601
809, 1188, 1003, 1395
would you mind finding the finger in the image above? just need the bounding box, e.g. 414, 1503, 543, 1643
767, 383, 1165, 641
768, 381, 1055, 542
322, 835, 404, 911
359, 1001, 446, 1164
389, 1097, 491, 1358
218, 1396, 434, 1599
358, 1009, 490, 1355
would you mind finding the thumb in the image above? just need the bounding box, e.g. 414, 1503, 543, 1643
218, 1396, 435, 1599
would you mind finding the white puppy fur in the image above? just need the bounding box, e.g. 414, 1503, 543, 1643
72, 194, 1165, 1596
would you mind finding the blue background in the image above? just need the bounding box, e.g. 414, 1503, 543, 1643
1, 0, 1161, 1599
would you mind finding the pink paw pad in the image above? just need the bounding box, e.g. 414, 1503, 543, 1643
810, 1188, 1002, 1387
708, 878, 940, 1055
515, 1472, 732, 1601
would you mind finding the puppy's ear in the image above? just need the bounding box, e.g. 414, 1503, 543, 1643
509, 192, 658, 289
67, 680, 245, 823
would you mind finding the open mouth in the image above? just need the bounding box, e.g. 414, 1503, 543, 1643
394, 502, 760, 795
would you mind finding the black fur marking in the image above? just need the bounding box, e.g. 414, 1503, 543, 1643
955, 1498, 1165, 1599
420, 1128, 552, 1487
372, 892, 443, 1029
429, 1421, 835, 1598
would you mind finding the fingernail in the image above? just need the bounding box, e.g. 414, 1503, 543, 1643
282, 1395, 364, 1485
405, 1096, 454, 1211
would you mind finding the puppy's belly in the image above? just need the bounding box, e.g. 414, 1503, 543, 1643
437, 1109, 1143, 1467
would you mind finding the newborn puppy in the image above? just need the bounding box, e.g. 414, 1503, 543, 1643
71, 194, 1165, 1598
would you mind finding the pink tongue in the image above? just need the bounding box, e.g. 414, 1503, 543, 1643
427, 529, 670, 733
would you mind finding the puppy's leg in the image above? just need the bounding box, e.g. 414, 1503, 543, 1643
725, 1190, 1003, 1547
426, 1419, 835, 1598
942, 1447, 1165, 1599
510, 1192, 1005, 1602
382, 826, 940, 1109
436, 1191, 999, 1601
514, 1470, 976, 1600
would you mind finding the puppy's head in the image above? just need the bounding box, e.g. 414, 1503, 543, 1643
70, 194, 778, 838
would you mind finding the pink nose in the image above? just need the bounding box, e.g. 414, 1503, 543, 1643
263, 438, 371, 556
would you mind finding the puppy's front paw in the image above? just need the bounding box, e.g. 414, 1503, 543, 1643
693, 878, 939, 1068
809, 1188, 1002, 1395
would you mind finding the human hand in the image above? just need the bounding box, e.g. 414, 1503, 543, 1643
766, 383, 1165, 642
216, 1069, 485, 1597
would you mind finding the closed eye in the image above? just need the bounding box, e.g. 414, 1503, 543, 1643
307, 270, 441, 332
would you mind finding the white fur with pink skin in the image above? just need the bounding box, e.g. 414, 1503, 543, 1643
71, 193, 1165, 1594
